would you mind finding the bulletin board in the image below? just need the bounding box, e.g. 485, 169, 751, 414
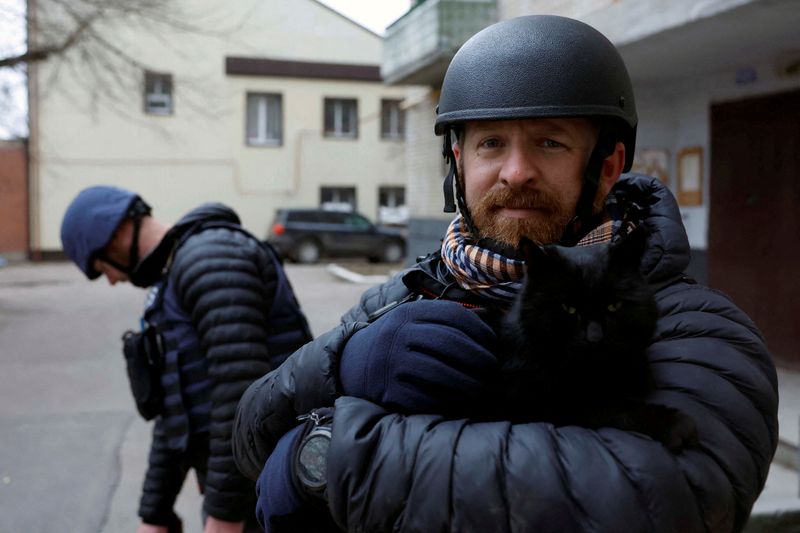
631, 148, 670, 187
677, 146, 703, 206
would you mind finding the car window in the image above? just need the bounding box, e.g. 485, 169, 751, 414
287, 211, 322, 223
321, 212, 349, 224
345, 214, 372, 229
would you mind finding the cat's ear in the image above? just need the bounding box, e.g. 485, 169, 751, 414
610, 224, 648, 269
518, 237, 548, 265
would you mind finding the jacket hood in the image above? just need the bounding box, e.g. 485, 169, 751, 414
172, 202, 241, 232
162, 202, 242, 257
131, 203, 242, 286
611, 174, 690, 284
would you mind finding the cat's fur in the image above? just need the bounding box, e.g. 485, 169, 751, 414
492, 226, 697, 450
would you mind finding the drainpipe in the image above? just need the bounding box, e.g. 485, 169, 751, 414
26, 0, 40, 260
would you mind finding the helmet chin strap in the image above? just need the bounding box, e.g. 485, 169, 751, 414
442, 129, 479, 235
127, 215, 143, 270
100, 214, 143, 274
99, 199, 149, 274
560, 127, 616, 246
442, 129, 457, 213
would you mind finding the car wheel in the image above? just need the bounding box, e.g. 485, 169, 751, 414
294, 240, 321, 264
381, 240, 404, 263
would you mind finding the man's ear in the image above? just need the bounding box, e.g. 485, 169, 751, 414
450, 140, 465, 184
452, 140, 461, 167
598, 141, 626, 199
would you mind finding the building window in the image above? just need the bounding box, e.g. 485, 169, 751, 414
324, 98, 358, 138
381, 99, 405, 140
378, 186, 407, 225
320, 186, 356, 211
144, 72, 173, 115
246, 93, 283, 146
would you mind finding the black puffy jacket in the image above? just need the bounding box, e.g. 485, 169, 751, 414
234, 175, 778, 532
138, 204, 312, 524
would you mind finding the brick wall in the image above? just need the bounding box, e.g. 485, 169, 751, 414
0, 140, 29, 255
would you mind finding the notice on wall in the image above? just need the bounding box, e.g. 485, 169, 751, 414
677, 147, 703, 206
631, 148, 670, 188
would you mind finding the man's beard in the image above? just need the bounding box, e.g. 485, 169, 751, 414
468, 185, 576, 247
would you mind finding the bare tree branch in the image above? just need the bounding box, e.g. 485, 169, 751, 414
0, 4, 100, 68
0, 0, 263, 139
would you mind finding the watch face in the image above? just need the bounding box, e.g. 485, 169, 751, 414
298, 434, 330, 489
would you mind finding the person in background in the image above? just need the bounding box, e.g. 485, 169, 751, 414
61, 186, 312, 533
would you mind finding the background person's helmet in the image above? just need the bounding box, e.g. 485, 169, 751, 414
60, 185, 151, 279
435, 15, 637, 242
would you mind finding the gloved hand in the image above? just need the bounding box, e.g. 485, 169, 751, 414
339, 299, 498, 415
256, 424, 337, 533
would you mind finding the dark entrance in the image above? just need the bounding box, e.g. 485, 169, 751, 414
709, 88, 800, 368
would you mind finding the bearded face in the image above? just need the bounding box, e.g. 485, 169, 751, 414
467, 177, 577, 246
454, 118, 603, 248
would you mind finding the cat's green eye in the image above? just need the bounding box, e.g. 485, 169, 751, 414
607, 301, 623, 312
561, 303, 577, 315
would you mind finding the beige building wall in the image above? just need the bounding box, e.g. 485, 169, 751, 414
30, 0, 411, 251
498, 0, 614, 19
405, 89, 445, 221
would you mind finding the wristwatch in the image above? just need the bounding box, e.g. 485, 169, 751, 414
295, 410, 333, 497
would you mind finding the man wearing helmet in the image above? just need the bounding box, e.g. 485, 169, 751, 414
233, 15, 777, 533
60, 187, 312, 533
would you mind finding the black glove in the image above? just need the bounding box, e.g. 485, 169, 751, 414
339, 299, 498, 415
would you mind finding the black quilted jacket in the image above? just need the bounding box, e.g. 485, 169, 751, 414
234, 175, 778, 532
138, 204, 311, 525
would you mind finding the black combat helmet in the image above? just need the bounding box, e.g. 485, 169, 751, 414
436, 15, 637, 243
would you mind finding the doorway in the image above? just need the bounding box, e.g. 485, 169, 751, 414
709, 88, 800, 367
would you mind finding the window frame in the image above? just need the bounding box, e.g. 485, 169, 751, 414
377, 186, 407, 225
323, 98, 358, 139
143, 71, 174, 116
320, 186, 357, 211
380, 99, 405, 140
246, 92, 284, 147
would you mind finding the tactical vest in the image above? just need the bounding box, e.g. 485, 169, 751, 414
143, 221, 312, 450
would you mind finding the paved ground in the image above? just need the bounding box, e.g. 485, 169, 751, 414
752, 365, 800, 526
0, 260, 376, 532
0, 260, 797, 532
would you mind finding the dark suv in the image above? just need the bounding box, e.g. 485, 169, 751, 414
267, 208, 406, 264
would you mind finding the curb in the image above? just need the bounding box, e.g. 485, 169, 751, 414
744, 509, 800, 533
326, 263, 390, 284
774, 438, 799, 470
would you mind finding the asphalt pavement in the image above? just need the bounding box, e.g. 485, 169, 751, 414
0, 260, 797, 532
0, 260, 373, 532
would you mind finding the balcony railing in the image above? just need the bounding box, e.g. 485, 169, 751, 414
382, 0, 497, 86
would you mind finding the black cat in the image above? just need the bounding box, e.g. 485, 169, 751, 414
493, 226, 697, 451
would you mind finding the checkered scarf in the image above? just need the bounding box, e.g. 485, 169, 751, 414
440, 216, 619, 302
